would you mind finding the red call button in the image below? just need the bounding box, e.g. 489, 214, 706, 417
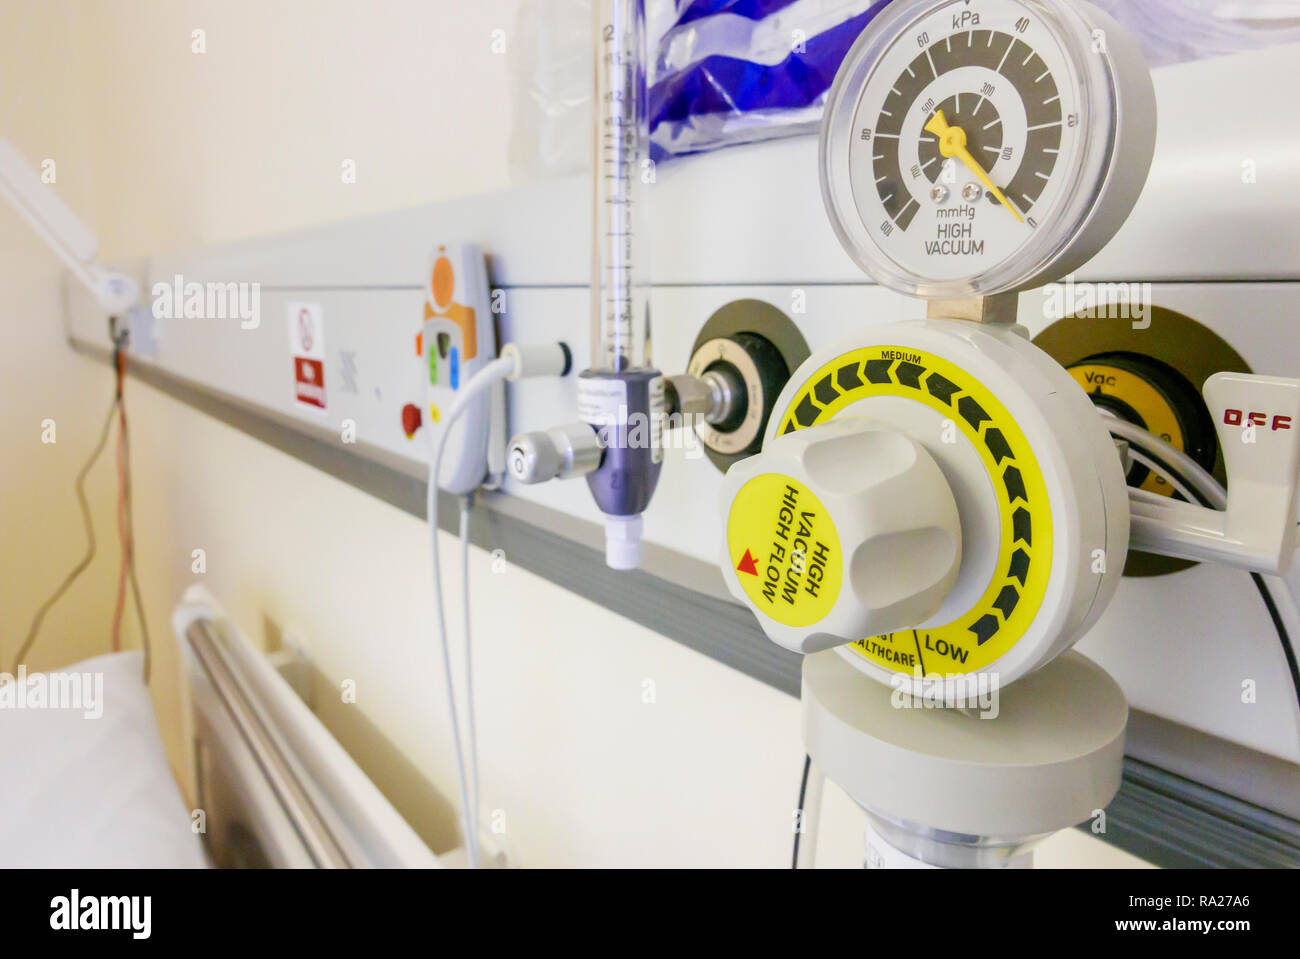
401, 402, 422, 438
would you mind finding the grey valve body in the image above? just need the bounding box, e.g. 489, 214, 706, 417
579, 368, 664, 518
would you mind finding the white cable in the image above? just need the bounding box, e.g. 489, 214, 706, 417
1126, 448, 1203, 504
459, 494, 481, 861
428, 355, 514, 869
1105, 417, 1226, 509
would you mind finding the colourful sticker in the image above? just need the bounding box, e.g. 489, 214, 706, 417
727, 473, 843, 629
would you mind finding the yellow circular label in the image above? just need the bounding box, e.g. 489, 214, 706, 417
1068, 363, 1184, 496
775, 345, 1053, 677
727, 473, 843, 628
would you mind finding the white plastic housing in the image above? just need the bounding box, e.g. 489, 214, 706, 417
420, 244, 498, 495
728, 319, 1130, 691
803, 647, 1127, 842
1128, 372, 1300, 573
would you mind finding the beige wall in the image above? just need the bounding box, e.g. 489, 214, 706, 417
0, 0, 1148, 867
1, 1, 115, 676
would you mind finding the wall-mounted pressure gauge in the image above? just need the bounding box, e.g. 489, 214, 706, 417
820, 0, 1155, 298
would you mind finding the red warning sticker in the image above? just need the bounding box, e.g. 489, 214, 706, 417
289, 302, 327, 412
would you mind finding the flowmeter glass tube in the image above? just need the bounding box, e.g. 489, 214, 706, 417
591, 0, 650, 373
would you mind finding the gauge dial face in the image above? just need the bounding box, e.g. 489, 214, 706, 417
853, 1, 1083, 282
819, 0, 1139, 296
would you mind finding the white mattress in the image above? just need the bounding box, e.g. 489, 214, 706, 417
0, 651, 208, 867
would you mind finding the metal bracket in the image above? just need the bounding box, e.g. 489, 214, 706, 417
926, 292, 1021, 325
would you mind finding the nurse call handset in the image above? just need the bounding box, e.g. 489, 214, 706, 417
401, 244, 500, 495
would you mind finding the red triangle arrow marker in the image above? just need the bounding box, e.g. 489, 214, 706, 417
736, 548, 759, 576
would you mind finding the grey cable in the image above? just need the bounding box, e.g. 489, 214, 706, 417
13, 399, 118, 673
427, 354, 513, 868
460, 494, 481, 859
120, 404, 152, 683
427, 465, 476, 869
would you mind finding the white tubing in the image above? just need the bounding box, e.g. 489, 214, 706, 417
502, 341, 570, 380
1105, 417, 1226, 509
459, 494, 481, 862
428, 355, 514, 868
1126, 448, 1202, 504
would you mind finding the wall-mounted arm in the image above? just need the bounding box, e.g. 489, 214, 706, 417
0, 139, 138, 314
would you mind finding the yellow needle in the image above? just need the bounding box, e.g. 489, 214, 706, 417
924, 109, 1024, 223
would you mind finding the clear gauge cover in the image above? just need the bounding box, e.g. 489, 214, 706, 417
819, 0, 1153, 299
